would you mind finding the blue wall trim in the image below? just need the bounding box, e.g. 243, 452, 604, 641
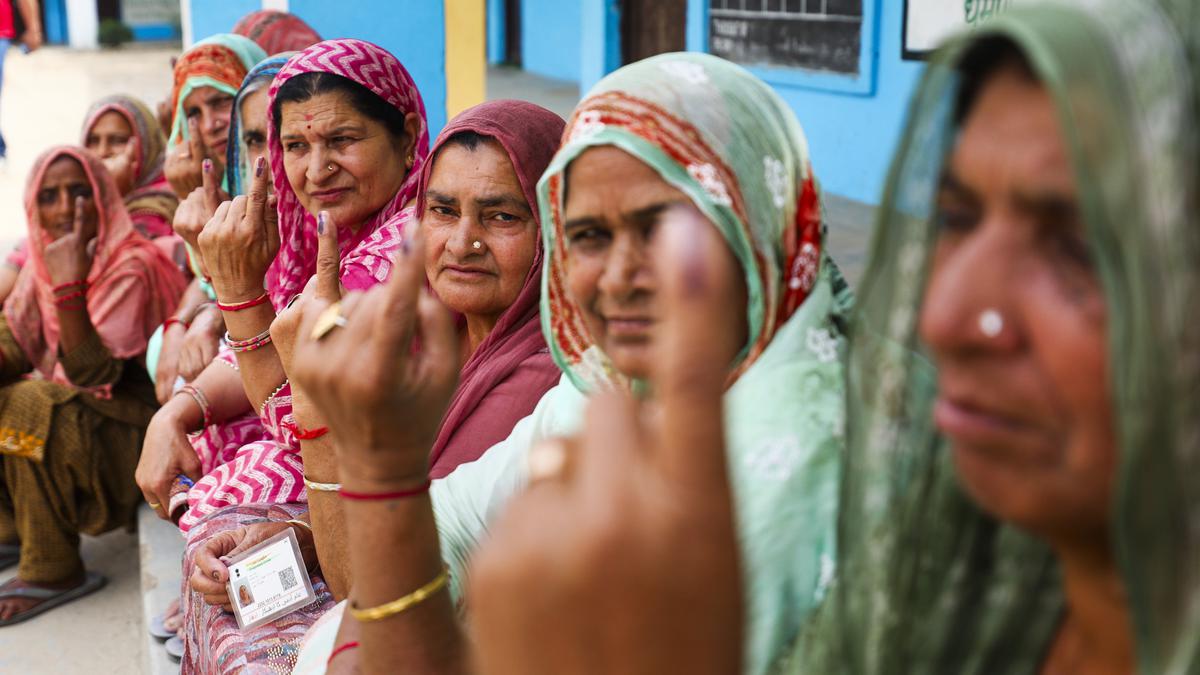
487, 0, 505, 64
131, 24, 180, 41
44, 0, 68, 45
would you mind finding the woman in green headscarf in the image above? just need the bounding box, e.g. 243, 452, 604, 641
163, 33, 266, 200
286, 52, 851, 674
790, 0, 1200, 672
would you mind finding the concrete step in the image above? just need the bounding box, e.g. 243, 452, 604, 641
138, 504, 186, 675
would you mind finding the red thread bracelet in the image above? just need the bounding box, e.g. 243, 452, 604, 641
281, 419, 329, 440
54, 289, 87, 305
52, 279, 87, 294
216, 291, 269, 312
339, 479, 432, 501
326, 641, 360, 666
163, 317, 189, 331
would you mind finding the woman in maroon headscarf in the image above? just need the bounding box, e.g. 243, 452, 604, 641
181, 99, 565, 672
420, 99, 565, 477
231, 10, 321, 55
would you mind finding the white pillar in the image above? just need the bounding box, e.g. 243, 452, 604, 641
65, 0, 99, 49
180, 0, 193, 47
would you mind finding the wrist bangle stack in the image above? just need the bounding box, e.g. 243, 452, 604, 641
348, 566, 450, 622
303, 476, 341, 492
177, 384, 211, 429
224, 329, 272, 353
216, 291, 269, 312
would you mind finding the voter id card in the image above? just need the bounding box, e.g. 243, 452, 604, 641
225, 527, 316, 630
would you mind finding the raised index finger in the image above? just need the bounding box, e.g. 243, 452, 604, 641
315, 211, 341, 301
649, 205, 739, 490
245, 157, 270, 236
72, 196, 86, 238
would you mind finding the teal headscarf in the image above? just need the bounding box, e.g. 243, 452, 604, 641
792, 0, 1200, 672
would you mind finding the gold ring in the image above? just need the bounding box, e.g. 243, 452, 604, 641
310, 301, 348, 341
147, 502, 162, 509
526, 438, 568, 482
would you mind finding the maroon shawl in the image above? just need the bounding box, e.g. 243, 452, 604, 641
423, 100, 566, 478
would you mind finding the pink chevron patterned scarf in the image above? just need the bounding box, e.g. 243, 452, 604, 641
264, 38, 430, 310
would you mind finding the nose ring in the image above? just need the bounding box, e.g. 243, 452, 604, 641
327, 163, 335, 172
979, 309, 1004, 338
472, 241, 482, 250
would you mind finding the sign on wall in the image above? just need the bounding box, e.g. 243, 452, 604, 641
903, 0, 1014, 59
709, 0, 864, 76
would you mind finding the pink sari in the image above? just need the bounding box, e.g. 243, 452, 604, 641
178, 39, 430, 533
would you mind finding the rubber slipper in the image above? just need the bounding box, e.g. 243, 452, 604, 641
165, 635, 184, 661
0, 545, 18, 573
0, 571, 107, 627
149, 611, 175, 640
149, 597, 182, 640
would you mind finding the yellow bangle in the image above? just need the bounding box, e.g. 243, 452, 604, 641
348, 566, 450, 623
285, 519, 312, 533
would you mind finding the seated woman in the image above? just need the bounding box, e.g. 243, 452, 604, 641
287, 52, 850, 674
153, 54, 294, 408
131, 37, 426, 672
148, 34, 266, 403
82, 95, 180, 243
181, 97, 567, 675
232, 9, 321, 55
0, 147, 184, 626
0, 95, 182, 305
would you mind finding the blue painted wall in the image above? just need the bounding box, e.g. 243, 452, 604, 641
514, 0, 921, 204
186, 0, 448, 136
520, 0, 581, 83
686, 0, 924, 204
487, 0, 504, 64
187, 0, 258, 45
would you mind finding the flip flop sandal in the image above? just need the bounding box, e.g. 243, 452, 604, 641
149, 611, 175, 640
165, 635, 184, 661
0, 545, 18, 573
149, 597, 182, 640
0, 571, 107, 627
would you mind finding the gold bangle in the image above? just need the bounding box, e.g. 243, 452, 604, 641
285, 519, 312, 532
349, 566, 450, 623
303, 476, 341, 492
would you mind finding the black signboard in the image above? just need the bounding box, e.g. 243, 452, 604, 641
708, 0, 864, 76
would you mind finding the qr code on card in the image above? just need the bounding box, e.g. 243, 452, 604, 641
279, 566, 298, 591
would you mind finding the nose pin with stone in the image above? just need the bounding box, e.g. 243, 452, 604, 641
472, 241, 482, 250
979, 309, 1004, 338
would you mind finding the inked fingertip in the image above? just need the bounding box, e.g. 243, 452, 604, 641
202, 158, 212, 173
254, 156, 265, 177
317, 211, 327, 235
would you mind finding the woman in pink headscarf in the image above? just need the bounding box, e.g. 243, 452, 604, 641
0, 146, 183, 625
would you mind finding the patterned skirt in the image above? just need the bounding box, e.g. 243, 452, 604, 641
181, 502, 337, 674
